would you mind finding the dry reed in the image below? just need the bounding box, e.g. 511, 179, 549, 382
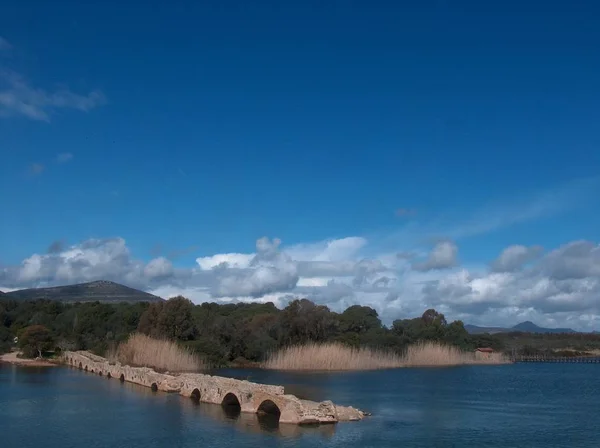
403, 342, 508, 367
263, 341, 508, 371
107, 333, 206, 373
263, 342, 404, 371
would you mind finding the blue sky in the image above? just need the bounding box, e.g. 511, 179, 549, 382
1, 1, 599, 329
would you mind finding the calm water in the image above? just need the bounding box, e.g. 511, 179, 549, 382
1, 363, 598, 447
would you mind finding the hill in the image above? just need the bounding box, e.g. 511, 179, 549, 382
466, 321, 577, 335
464, 324, 509, 335
2, 280, 163, 303
511, 321, 576, 334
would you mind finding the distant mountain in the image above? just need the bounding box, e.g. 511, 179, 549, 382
464, 324, 510, 335
466, 321, 577, 335
512, 321, 576, 334
2, 280, 163, 303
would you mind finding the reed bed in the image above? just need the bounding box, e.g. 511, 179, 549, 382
403, 342, 508, 366
263, 342, 404, 371
107, 333, 206, 373
263, 341, 508, 371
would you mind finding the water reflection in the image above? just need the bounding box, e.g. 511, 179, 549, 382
76, 365, 338, 440
4, 363, 600, 447
182, 396, 336, 439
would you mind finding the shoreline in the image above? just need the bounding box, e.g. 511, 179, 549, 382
0, 351, 58, 367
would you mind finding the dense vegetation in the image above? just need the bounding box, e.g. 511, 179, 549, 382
1, 296, 598, 364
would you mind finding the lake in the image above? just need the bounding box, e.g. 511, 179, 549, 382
1, 362, 598, 447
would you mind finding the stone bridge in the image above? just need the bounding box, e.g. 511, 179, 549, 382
63, 351, 365, 425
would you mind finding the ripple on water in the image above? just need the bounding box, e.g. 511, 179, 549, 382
1, 363, 600, 448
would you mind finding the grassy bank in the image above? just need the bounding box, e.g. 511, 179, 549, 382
263, 341, 509, 371
107, 333, 206, 373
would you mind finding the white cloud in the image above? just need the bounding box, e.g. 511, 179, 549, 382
412, 240, 458, 272
144, 257, 174, 279
422, 243, 600, 329
212, 237, 299, 298
196, 253, 253, 270
542, 240, 600, 280
2, 234, 600, 332
18, 254, 44, 282
491, 245, 543, 272
0, 70, 106, 121
287, 237, 367, 262
147, 285, 212, 304
297, 277, 334, 287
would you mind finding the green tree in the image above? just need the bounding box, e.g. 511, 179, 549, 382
279, 299, 338, 345
18, 325, 54, 358
421, 309, 447, 327
138, 296, 196, 341
338, 305, 382, 334
161, 296, 197, 340
444, 320, 470, 350
0, 326, 13, 354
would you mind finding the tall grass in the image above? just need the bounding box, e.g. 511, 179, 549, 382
403, 342, 507, 366
107, 333, 206, 373
263, 342, 404, 371
263, 341, 508, 371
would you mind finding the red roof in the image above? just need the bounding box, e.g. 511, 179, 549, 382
476, 347, 494, 353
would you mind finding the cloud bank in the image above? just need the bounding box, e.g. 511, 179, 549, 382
1, 235, 598, 332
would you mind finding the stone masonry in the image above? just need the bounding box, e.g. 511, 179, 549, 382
62, 351, 365, 425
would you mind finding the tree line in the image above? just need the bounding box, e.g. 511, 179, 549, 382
2, 296, 597, 364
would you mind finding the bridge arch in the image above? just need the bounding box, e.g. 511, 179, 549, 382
79, 362, 82, 370
257, 400, 281, 417
151, 383, 158, 392
222, 392, 241, 408
190, 388, 201, 402
257, 399, 281, 422
221, 392, 241, 419
119, 374, 125, 382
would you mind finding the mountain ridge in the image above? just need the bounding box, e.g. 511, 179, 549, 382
1, 280, 163, 303
465, 321, 578, 334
